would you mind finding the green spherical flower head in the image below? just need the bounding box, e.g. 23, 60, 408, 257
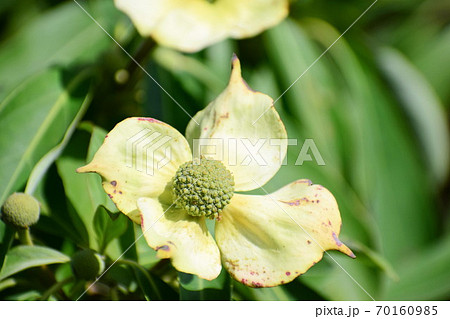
173, 158, 234, 219
1, 193, 40, 229
71, 250, 105, 281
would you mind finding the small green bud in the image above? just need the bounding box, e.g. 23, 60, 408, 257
172, 158, 234, 219
1, 193, 40, 229
71, 250, 105, 281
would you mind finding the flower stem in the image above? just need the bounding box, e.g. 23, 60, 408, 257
117, 259, 162, 300
40, 276, 74, 301
126, 37, 156, 77
17, 228, 33, 246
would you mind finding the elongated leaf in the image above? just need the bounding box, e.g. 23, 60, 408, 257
385, 235, 450, 300
0, 68, 92, 205
133, 224, 159, 268
302, 18, 436, 265
130, 264, 161, 301
56, 125, 115, 249
153, 47, 224, 95
413, 27, 450, 105
0, 245, 70, 281
25, 71, 93, 195
0, 222, 15, 270
377, 47, 450, 184
0, 0, 119, 99
93, 206, 128, 253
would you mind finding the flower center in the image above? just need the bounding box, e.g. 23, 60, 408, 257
172, 158, 234, 219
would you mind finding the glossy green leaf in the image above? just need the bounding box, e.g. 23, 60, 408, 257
129, 263, 161, 301
302, 18, 436, 265
0, 0, 119, 99
93, 206, 128, 254
0, 222, 15, 270
24, 71, 93, 195
133, 223, 159, 268
56, 125, 115, 249
0, 68, 92, 205
0, 245, 70, 281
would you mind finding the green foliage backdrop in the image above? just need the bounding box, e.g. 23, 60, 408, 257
0, 0, 449, 301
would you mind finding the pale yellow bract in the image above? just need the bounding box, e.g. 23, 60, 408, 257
114, 0, 289, 52
77, 56, 354, 287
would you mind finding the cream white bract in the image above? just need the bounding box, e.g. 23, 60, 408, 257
115, 0, 289, 52
78, 56, 354, 287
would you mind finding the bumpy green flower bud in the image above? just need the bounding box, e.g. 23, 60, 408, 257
173, 158, 234, 219
71, 250, 105, 281
1, 193, 40, 229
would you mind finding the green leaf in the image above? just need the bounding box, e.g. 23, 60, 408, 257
0, 0, 119, 99
24, 71, 93, 195
0, 222, 15, 270
153, 47, 224, 95
0, 245, 70, 281
384, 235, 450, 300
56, 125, 115, 249
301, 18, 436, 266
133, 224, 159, 268
93, 206, 128, 254
130, 264, 161, 301
345, 239, 398, 281
413, 27, 450, 105
377, 47, 450, 184
0, 67, 92, 205
179, 269, 231, 300
34, 165, 90, 247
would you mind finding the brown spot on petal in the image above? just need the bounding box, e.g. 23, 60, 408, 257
137, 117, 163, 124
167, 240, 176, 247
307, 240, 311, 244
295, 179, 312, 185
110, 180, 117, 186
220, 112, 229, 119
231, 53, 239, 65
286, 272, 291, 276
156, 245, 170, 252
280, 197, 310, 206
108, 194, 113, 199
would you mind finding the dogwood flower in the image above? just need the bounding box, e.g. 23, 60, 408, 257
78, 56, 354, 287
114, 0, 289, 52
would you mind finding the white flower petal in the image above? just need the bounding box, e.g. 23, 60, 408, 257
186, 55, 287, 191
138, 197, 221, 280
77, 117, 191, 223
115, 0, 289, 52
215, 180, 354, 287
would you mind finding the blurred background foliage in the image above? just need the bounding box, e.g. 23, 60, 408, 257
0, 0, 449, 300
